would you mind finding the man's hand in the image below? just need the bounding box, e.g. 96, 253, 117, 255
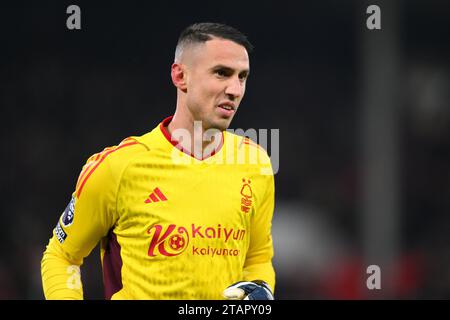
222, 280, 274, 300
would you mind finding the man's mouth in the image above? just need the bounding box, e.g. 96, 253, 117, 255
220, 105, 233, 110
217, 102, 236, 118
218, 102, 236, 111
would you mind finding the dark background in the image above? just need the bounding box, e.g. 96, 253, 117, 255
1, 0, 449, 299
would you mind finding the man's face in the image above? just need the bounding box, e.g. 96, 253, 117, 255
183, 38, 250, 131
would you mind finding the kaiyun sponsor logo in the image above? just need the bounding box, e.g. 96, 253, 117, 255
147, 223, 246, 258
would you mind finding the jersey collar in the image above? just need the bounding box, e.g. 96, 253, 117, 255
159, 116, 224, 161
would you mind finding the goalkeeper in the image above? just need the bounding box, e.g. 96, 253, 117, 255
41, 22, 275, 300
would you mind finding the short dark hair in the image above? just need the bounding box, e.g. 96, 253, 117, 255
175, 22, 253, 61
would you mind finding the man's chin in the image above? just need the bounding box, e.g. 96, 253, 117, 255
212, 118, 233, 131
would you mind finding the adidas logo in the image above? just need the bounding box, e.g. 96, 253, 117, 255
145, 187, 168, 204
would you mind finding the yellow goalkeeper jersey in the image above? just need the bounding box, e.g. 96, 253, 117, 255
41, 116, 275, 300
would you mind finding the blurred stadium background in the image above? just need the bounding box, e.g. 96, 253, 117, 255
1, 0, 449, 299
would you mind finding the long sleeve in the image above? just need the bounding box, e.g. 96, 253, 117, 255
40, 140, 140, 299
243, 163, 276, 292
41, 237, 84, 299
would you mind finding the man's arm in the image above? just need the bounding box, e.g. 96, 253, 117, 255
242, 170, 276, 292
41, 237, 85, 299
40, 143, 131, 299
223, 163, 276, 300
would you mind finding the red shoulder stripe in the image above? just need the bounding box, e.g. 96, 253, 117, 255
76, 161, 95, 191
75, 147, 112, 191
76, 141, 138, 198
242, 138, 265, 152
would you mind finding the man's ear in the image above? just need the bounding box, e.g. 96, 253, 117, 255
171, 63, 188, 92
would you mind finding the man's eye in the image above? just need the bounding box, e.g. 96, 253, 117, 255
215, 70, 228, 77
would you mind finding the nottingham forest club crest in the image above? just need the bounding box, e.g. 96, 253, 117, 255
240, 178, 253, 214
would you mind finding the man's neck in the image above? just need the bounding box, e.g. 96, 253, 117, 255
167, 112, 222, 160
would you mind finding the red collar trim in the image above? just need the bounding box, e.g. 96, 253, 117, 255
159, 116, 224, 161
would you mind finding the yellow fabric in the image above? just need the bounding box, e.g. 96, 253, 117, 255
41, 118, 275, 299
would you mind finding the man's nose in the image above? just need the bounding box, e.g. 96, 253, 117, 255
225, 77, 243, 99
